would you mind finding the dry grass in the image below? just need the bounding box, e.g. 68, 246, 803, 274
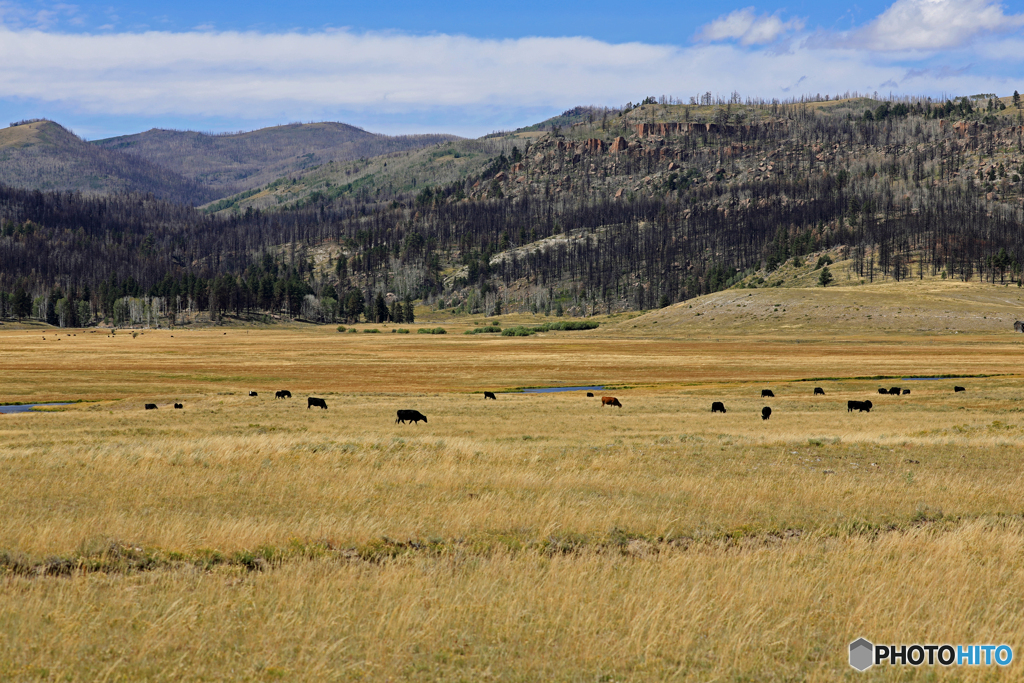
0, 120, 48, 150
3, 293, 1024, 679
4, 524, 1024, 681
629, 275, 1024, 337
2, 386, 1023, 556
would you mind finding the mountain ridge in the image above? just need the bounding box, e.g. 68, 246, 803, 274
0, 120, 217, 205
91, 122, 462, 199
3, 93, 1024, 327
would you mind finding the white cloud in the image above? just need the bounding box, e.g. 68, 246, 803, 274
696, 8, 804, 46
0, 23, 1019, 136
837, 0, 1024, 50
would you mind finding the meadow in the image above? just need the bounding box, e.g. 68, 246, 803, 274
3, 297, 1024, 681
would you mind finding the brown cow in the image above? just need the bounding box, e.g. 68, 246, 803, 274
601, 396, 622, 408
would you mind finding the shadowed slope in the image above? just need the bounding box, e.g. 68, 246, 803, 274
0, 121, 216, 205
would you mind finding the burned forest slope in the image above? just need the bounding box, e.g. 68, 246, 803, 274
0, 120, 216, 205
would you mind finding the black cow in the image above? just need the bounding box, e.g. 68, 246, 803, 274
275, 390, 291, 399
813, 387, 825, 396
307, 397, 328, 409
761, 406, 772, 420
878, 388, 888, 395
396, 409, 427, 424
848, 400, 872, 412
484, 391, 497, 400
954, 386, 966, 392
902, 389, 910, 395
144, 404, 157, 410
173, 403, 183, 409
586, 392, 594, 397
761, 389, 774, 398
889, 387, 902, 395
249, 391, 258, 397
711, 401, 726, 413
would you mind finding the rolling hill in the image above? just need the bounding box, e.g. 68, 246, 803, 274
617, 265, 1024, 338
91, 122, 461, 199
0, 120, 216, 204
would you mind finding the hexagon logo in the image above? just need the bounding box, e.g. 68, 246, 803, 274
849, 638, 874, 671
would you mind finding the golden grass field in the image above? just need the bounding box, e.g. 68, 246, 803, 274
3, 281, 1024, 680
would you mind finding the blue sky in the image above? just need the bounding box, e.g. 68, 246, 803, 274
0, 0, 1022, 139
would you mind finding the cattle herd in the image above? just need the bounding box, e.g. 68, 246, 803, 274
709, 384, 966, 419
136, 383, 971, 424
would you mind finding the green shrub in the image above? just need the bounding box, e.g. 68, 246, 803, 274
417, 327, 447, 335
500, 326, 535, 337
336, 326, 346, 333
542, 321, 599, 331
397, 328, 410, 334
464, 325, 502, 335
500, 321, 599, 337
363, 328, 380, 333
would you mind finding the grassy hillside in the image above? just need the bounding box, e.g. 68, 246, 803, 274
93, 122, 461, 199
0, 121, 216, 204
201, 136, 516, 213
620, 267, 1024, 338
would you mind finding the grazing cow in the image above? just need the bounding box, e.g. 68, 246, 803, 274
144, 404, 157, 410
878, 388, 888, 395
307, 397, 328, 409
249, 391, 258, 397
761, 389, 774, 398
601, 396, 622, 408
396, 409, 427, 424
711, 401, 726, 413
889, 387, 902, 395
1015, 321, 1024, 333
173, 403, 183, 409
484, 391, 497, 400
813, 387, 825, 396
586, 392, 594, 397
275, 390, 291, 399
847, 400, 872, 412
954, 386, 966, 392
761, 406, 772, 420
902, 389, 910, 395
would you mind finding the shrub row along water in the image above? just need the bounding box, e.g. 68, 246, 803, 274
501, 321, 599, 336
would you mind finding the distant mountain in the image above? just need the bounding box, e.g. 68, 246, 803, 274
92, 122, 461, 198
6, 94, 1024, 327
0, 120, 216, 205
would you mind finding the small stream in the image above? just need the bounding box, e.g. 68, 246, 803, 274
521, 386, 605, 393
0, 403, 73, 414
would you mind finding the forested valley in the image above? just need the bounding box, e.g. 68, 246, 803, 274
2, 93, 1024, 327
